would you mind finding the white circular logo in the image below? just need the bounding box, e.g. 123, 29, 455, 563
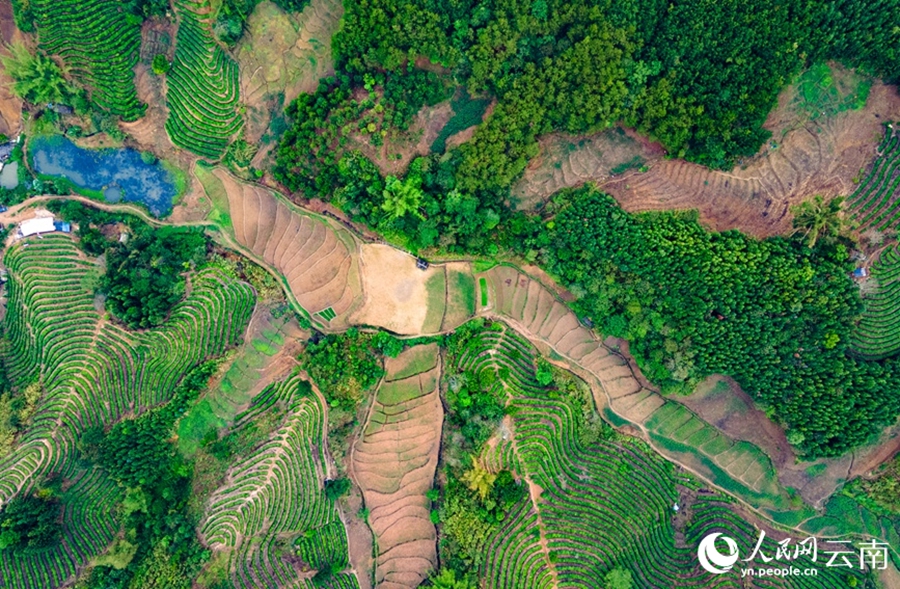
698, 533, 739, 575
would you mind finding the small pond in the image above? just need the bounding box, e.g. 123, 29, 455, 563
0, 161, 18, 189
29, 135, 178, 216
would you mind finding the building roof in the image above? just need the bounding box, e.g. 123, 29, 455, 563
20, 217, 56, 237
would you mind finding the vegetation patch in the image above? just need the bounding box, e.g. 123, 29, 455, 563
510, 186, 900, 458
852, 245, 900, 358
165, 0, 244, 158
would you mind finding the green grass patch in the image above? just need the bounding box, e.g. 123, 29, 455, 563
162, 159, 190, 202
388, 344, 439, 380
450, 270, 476, 317
479, 277, 488, 306
793, 62, 871, 121
194, 163, 232, 230
422, 270, 447, 332
177, 398, 225, 456
610, 155, 645, 175
430, 88, 491, 153
316, 307, 337, 322
472, 259, 498, 273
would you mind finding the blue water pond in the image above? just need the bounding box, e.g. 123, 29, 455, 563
30, 135, 177, 217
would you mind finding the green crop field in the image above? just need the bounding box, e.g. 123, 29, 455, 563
847, 123, 900, 232
26, 0, 144, 119
166, 0, 244, 159
200, 375, 359, 588
0, 235, 254, 587
852, 245, 900, 358
450, 325, 866, 588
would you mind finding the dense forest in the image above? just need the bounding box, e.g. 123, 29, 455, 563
276, 0, 900, 254
76, 364, 217, 589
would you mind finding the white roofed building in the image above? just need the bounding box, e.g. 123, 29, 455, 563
19, 217, 56, 238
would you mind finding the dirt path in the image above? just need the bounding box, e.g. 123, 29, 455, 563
505, 415, 561, 587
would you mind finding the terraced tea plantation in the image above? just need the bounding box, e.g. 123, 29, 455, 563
201, 375, 359, 589
29, 0, 144, 119
847, 123, 900, 232
0, 234, 254, 588
479, 265, 802, 520
456, 326, 866, 588
166, 0, 244, 158
852, 244, 900, 358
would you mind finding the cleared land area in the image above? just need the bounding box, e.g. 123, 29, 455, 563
213, 167, 361, 326
351, 344, 442, 589
236, 0, 342, 148
514, 65, 900, 237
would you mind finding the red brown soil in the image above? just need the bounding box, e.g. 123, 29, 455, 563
120, 65, 178, 160
517, 69, 900, 238
350, 345, 442, 589
0, 0, 16, 44
213, 168, 360, 322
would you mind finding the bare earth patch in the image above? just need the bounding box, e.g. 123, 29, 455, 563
351, 344, 442, 589
515, 67, 900, 237
351, 244, 441, 335
213, 167, 362, 325
512, 126, 660, 210
351, 101, 453, 177
236, 0, 342, 145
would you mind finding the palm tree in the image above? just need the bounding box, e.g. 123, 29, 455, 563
790, 195, 848, 248
381, 175, 424, 220
0, 41, 72, 105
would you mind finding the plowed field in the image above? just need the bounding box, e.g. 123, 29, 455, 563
351, 344, 442, 589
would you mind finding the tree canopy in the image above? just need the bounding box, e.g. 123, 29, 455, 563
509, 186, 900, 457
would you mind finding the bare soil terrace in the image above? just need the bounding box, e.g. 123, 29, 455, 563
515, 65, 900, 238
351, 344, 442, 589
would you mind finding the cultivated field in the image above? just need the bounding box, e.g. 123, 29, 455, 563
166, 0, 243, 158
177, 302, 306, 455
453, 326, 862, 588
352, 344, 442, 589
852, 244, 900, 358
846, 123, 900, 234
201, 375, 360, 589
213, 168, 361, 327
477, 265, 804, 520
0, 235, 254, 588
28, 0, 144, 119
515, 65, 900, 237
